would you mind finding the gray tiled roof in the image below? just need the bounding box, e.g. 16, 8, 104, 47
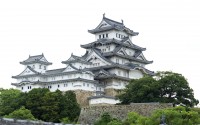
62, 54, 91, 64
12, 77, 98, 86
94, 74, 131, 81
81, 38, 146, 51
88, 16, 139, 36
20, 54, 52, 65
45, 77, 98, 84
45, 68, 66, 75
125, 63, 155, 76
12, 66, 41, 78
103, 52, 153, 64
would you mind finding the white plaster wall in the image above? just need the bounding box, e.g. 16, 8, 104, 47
130, 61, 144, 67
17, 84, 43, 92
108, 68, 128, 77
94, 30, 130, 41
46, 81, 96, 92
89, 97, 120, 105
105, 79, 127, 89
124, 48, 135, 56
110, 56, 130, 64
28, 63, 47, 73
129, 70, 143, 79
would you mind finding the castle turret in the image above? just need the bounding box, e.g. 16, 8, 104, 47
20, 54, 52, 73
88, 14, 139, 41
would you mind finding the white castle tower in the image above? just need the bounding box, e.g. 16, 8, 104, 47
12, 15, 154, 106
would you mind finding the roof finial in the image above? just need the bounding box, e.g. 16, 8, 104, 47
42, 53, 44, 56
121, 19, 124, 24
103, 13, 105, 18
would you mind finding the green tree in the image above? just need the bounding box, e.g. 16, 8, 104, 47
118, 76, 160, 104
157, 71, 199, 107
149, 106, 200, 125
4, 106, 35, 120
40, 90, 61, 122
25, 88, 49, 120
118, 71, 199, 107
0, 89, 22, 116
60, 91, 80, 122
107, 119, 122, 125
94, 112, 112, 125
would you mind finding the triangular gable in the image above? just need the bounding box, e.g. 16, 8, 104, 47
40, 57, 48, 62
124, 39, 134, 46
96, 70, 111, 77
137, 53, 147, 61
96, 20, 111, 29
18, 67, 38, 76
116, 47, 128, 56
86, 50, 111, 66
63, 64, 78, 72
66, 56, 76, 62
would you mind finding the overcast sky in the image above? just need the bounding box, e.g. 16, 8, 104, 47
0, 0, 200, 105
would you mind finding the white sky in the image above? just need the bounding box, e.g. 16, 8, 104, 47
0, 0, 200, 104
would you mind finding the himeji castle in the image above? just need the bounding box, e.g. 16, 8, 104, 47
12, 15, 154, 106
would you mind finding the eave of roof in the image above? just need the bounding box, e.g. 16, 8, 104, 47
20, 54, 52, 65
103, 52, 153, 64
12, 66, 41, 79
81, 38, 146, 51
88, 16, 139, 36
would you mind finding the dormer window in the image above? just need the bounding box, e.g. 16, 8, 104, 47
39, 65, 42, 69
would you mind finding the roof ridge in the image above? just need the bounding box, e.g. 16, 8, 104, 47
46, 68, 65, 72
29, 54, 43, 58
103, 17, 123, 25
27, 66, 40, 74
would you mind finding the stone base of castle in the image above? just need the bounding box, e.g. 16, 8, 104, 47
74, 90, 94, 107
104, 88, 119, 97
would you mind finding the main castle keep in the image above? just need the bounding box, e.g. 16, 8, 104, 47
12, 15, 153, 106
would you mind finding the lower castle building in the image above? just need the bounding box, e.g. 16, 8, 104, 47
12, 15, 154, 106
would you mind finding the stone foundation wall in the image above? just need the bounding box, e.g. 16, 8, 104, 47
78, 103, 173, 124
104, 88, 118, 97
74, 90, 94, 107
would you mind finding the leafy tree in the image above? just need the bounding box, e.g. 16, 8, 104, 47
157, 71, 199, 107
118, 71, 199, 107
118, 76, 160, 104
107, 119, 122, 125
4, 106, 35, 120
0, 89, 22, 116
94, 112, 112, 125
149, 106, 200, 125
60, 91, 81, 122
40, 90, 61, 122
60, 117, 71, 124
25, 88, 49, 120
